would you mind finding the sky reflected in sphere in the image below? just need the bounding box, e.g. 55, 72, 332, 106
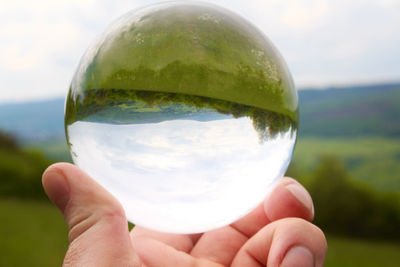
65, 1, 298, 233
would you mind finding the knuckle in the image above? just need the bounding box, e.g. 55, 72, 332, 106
67, 212, 96, 242
63, 241, 85, 266
67, 204, 126, 242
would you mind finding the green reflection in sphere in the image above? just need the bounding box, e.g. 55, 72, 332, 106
65, 1, 298, 233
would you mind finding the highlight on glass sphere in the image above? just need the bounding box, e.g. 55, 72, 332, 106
65, 1, 298, 234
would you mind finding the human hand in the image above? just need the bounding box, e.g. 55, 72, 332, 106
42, 163, 326, 267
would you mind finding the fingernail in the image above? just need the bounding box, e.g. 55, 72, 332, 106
280, 246, 314, 267
286, 183, 314, 216
44, 170, 70, 213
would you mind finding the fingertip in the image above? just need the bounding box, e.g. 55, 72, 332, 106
281, 176, 297, 184
270, 218, 327, 267
42, 162, 76, 186
264, 177, 314, 222
280, 246, 314, 267
42, 163, 71, 213
43, 162, 76, 174
232, 218, 327, 267
285, 183, 314, 217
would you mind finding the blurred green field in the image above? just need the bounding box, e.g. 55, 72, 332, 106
325, 235, 400, 267
0, 198, 68, 267
31, 136, 400, 192
292, 137, 400, 192
1, 197, 399, 266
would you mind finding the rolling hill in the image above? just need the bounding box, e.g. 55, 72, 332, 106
1, 83, 400, 192
0, 98, 65, 141
1, 82, 399, 140
299, 83, 400, 137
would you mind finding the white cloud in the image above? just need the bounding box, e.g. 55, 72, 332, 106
243, 0, 400, 87
0, 0, 142, 102
281, 1, 328, 31
0, 0, 399, 102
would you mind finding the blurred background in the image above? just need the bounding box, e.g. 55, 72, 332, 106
1, 0, 399, 266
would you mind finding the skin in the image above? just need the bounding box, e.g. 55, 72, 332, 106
42, 163, 327, 267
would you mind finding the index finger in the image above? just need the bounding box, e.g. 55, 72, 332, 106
231, 177, 314, 237
189, 177, 314, 266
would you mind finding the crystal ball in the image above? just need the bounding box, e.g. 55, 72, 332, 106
65, 1, 298, 233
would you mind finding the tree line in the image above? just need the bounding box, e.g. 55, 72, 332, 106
288, 156, 400, 240
1, 131, 399, 240
0, 131, 50, 199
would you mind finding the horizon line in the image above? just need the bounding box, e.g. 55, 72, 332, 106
1, 80, 400, 105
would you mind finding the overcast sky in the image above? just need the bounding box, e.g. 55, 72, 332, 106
1, 0, 399, 103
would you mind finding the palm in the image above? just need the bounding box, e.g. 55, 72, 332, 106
130, 204, 265, 266
130, 182, 316, 266
43, 163, 325, 267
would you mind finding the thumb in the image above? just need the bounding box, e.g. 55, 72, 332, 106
42, 163, 138, 266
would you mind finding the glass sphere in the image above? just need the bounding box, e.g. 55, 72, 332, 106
65, 1, 298, 233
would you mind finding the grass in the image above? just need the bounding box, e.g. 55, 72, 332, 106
1, 198, 400, 266
325, 235, 400, 267
0, 198, 68, 267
